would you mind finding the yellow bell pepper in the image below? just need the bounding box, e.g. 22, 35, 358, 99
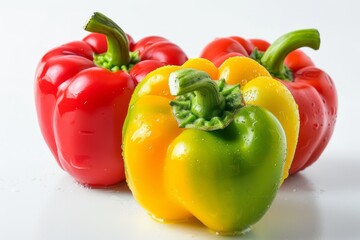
122, 57, 299, 233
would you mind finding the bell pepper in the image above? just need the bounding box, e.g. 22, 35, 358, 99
34, 12, 188, 186
122, 57, 298, 234
200, 29, 337, 174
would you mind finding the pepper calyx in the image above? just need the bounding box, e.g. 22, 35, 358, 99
169, 68, 244, 131
94, 50, 140, 72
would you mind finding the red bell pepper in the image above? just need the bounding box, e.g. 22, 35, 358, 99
200, 29, 337, 175
34, 12, 188, 186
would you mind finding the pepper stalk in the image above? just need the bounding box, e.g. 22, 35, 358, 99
84, 12, 139, 71
169, 68, 244, 131
258, 29, 320, 81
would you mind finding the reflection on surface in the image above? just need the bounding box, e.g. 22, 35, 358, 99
34, 175, 137, 240
252, 173, 320, 239
153, 173, 321, 239
34, 171, 320, 240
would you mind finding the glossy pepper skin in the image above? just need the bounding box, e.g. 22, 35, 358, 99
34, 12, 188, 186
122, 57, 297, 234
200, 29, 337, 174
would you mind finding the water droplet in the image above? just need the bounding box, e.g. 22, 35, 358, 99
78, 130, 95, 135
301, 113, 309, 124
330, 107, 336, 115
244, 88, 258, 102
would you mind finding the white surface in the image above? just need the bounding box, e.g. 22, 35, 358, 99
1, 0, 360, 239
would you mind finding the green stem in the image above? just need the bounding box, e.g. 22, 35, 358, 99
260, 29, 320, 81
84, 12, 130, 69
169, 69, 243, 131
169, 69, 225, 119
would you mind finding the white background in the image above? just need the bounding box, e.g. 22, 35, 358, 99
1, 0, 359, 239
